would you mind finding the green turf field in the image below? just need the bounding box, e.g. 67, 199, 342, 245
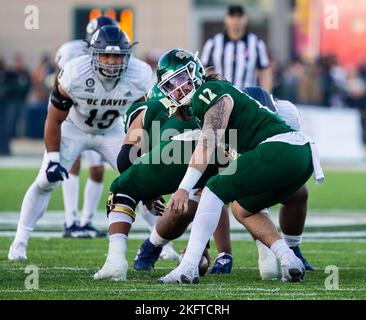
0, 238, 365, 300
1, 168, 366, 300
1, 168, 366, 211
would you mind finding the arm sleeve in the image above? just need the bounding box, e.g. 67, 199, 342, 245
117, 144, 141, 174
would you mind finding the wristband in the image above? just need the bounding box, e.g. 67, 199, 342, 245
178, 167, 203, 193
47, 151, 60, 163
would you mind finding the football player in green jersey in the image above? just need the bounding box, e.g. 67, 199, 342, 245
156, 49, 324, 284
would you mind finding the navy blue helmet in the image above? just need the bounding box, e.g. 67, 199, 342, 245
89, 25, 132, 79
243, 86, 278, 113
86, 16, 119, 42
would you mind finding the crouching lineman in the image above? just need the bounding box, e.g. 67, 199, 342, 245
154, 49, 324, 284
8, 25, 154, 261
93, 85, 230, 280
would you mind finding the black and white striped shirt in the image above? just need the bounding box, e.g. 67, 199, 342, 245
200, 31, 270, 89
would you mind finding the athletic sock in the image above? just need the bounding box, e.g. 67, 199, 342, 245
80, 178, 103, 227
108, 233, 127, 257
15, 181, 52, 245
282, 233, 303, 247
181, 187, 224, 267
149, 226, 169, 247
270, 239, 295, 265
61, 173, 79, 227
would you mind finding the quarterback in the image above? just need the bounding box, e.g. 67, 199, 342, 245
8, 25, 154, 261
155, 49, 324, 284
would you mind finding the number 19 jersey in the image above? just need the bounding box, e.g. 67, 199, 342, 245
58, 54, 155, 134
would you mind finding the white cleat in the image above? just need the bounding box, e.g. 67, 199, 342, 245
158, 263, 199, 284
8, 242, 28, 261
93, 255, 128, 281
256, 240, 281, 280
280, 255, 305, 282
159, 243, 180, 261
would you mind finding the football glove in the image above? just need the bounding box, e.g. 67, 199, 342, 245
145, 196, 166, 216
46, 161, 69, 183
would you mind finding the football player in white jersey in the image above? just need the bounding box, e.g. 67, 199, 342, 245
8, 25, 155, 261
55, 16, 118, 239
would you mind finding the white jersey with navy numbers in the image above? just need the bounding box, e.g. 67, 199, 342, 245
55, 40, 89, 70
58, 54, 154, 134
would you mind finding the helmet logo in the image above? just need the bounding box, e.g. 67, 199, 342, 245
90, 30, 100, 44
86, 19, 98, 36
175, 51, 191, 59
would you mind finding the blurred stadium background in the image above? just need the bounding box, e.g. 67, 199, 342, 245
0, 0, 366, 224
1, 0, 366, 233
1, 0, 366, 300
1, 0, 366, 161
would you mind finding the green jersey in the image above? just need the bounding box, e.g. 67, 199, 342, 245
191, 80, 293, 154
124, 97, 199, 151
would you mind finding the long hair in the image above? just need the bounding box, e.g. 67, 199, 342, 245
202, 67, 229, 82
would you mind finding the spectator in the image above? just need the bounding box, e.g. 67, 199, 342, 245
276, 57, 303, 102
26, 54, 55, 139
200, 4, 273, 91
297, 61, 323, 106
344, 68, 366, 145
0, 57, 11, 155
30, 53, 55, 103
7, 54, 31, 137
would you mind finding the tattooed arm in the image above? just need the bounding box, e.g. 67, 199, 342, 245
190, 95, 233, 172
167, 96, 233, 213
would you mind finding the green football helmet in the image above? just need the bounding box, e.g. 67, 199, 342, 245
156, 49, 205, 107
147, 83, 164, 99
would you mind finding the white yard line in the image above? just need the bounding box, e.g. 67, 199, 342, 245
1, 231, 366, 240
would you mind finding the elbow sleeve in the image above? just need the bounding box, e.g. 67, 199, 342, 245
117, 144, 141, 174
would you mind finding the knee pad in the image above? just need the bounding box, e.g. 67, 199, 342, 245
107, 192, 137, 222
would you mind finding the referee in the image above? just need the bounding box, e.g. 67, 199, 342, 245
201, 5, 273, 92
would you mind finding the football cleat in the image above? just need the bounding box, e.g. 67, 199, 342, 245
8, 241, 28, 261
158, 263, 199, 284
63, 223, 91, 239
291, 246, 314, 271
93, 255, 128, 281
256, 241, 281, 280
159, 242, 180, 261
280, 255, 305, 282
210, 253, 233, 274
81, 223, 107, 238
133, 239, 162, 271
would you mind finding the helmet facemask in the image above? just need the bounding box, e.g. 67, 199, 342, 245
90, 47, 131, 79
158, 61, 202, 107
